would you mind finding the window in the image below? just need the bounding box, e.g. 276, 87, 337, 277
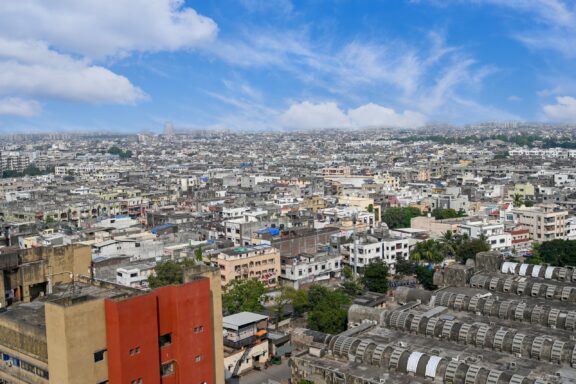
130, 273, 138, 278
194, 325, 204, 333
94, 349, 106, 362
159, 333, 172, 348
195, 355, 203, 363
135, 243, 141, 248
117, 272, 123, 277
129, 347, 141, 356
130, 378, 142, 384
161, 362, 175, 377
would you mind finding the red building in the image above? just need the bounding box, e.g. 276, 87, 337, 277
105, 278, 215, 384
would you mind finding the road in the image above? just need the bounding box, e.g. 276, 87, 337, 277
238, 359, 292, 384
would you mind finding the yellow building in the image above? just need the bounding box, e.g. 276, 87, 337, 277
217, 245, 281, 288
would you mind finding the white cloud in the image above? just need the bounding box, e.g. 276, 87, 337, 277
211, 29, 498, 122
543, 96, 576, 122
0, 39, 145, 104
348, 103, 426, 128
280, 102, 351, 130
0, 0, 217, 60
280, 101, 426, 130
0, 1, 217, 116
0, 97, 41, 117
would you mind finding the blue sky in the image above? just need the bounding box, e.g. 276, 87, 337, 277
1, 0, 576, 133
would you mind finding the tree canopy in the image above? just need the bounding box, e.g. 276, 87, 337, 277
536, 239, 576, 266
431, 208, 466, 220
410, 239, 445, 264
381, 207, 422, 229
361, 260, 389, 293
148, 259, 195, 289
108, 146, 133, 159
306, 285, 351, 334
455, 237, 490, 262
222, 278, 267, 315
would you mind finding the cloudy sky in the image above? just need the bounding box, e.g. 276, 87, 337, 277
1, 0, 576, 133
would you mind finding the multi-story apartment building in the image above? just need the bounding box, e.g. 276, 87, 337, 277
0, 264, 224, 384
512, 204, 568, 242
0, 152, 30, 173
280, 252, 342, 288
216, 245, 281, 287
459, 220, 512, 251
342, 236, 410, 274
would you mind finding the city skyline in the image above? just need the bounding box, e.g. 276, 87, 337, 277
1, 0, 576, 133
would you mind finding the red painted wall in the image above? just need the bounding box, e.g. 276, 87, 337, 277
105, 278, 214, 384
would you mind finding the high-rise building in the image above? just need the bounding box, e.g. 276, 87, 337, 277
163, 122, 174, 137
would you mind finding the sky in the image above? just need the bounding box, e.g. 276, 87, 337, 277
1, 0, 576, 133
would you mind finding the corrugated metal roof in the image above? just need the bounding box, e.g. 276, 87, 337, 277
223, 312, 268, 330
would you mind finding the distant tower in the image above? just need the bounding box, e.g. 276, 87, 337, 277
164, 121, 174, 137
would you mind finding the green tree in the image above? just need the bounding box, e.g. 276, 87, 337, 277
512, 193, 524, 208
341, 280, 364, 297
148, 259, 193, 288
395, 255, 417, 276
271, 285, 293, 325
307, 285, 351, 334
537, 239, 576, 266
367, 204, 374, 213
455, 237, 490, 262
286, 288, 309, 317
410, 239, 445, 264
415, 265, 437, 290
195, 245, 203, 262
381, 207, 422, 229
361, 260, 389, 293
341, 265, 353, 280
431, 208, 466, 220
222, 278, 267, 315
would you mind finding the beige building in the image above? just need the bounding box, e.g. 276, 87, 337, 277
0, 266, 225, 384
410, 216, 462, 238
508, 182, 535, 200
217, 245, 281, 288
513, 204, 568, 242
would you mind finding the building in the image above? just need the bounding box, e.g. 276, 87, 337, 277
216, 245, 281, 287
0, 266, 224, 384
223, 312, 270, 379
459, 220, 512, 251
512, 204, 568, 242
341, 235, 411, 274
115, 262, 155, 288
510, 228, 531, 253
0, 244, 92, 309
280, 252, 342, 288
290, 252, 576, 384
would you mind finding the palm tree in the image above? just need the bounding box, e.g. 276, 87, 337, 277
410, 239, 445, 264
440, 230, 456, 257
512, 193, 524, 208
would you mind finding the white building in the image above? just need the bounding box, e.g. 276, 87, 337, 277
116, 262, 155, 288
280, 253, 342, 288
341, 236, 411, 274
459, 220, 512, 251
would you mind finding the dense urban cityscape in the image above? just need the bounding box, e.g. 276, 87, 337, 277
3, 0, 576, 383
1, 123, 576, 383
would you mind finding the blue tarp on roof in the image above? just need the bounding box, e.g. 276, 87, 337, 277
151, 223, 175, 234
256, 228, 280, 236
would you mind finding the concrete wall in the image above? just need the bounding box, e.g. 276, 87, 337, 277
184, 265, 225, 384
45, 297, 108, 384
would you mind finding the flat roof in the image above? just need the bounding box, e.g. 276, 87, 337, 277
223, 312, 268, 330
